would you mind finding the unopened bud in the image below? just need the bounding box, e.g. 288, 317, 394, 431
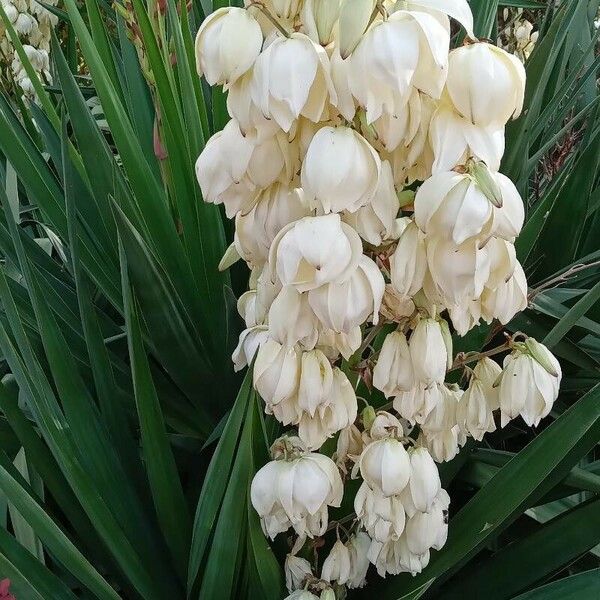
338, 0, 375, 59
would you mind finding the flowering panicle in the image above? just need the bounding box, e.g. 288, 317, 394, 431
194, 1, 561, 595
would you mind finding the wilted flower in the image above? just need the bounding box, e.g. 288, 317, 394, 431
285, 554, 313, 592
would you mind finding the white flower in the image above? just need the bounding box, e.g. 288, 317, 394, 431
234, 184, 311, 269
342, 161, 400, 246
485, 238, 517, 292
196, 120, 296, 218
329, 48, 356, 120
426, 236, 491, 306
390, 218, 428, 297
335, 424, 363, 472
195, 7, 263, 88
346, 532, 371, 589
298, 368, 358, 449
337, 0, 376, 59
359, 438, 411, 496
430, 103, 505, 173
409, 318, 450, 384
473, 357, 503, 394
301, 0, 342, 45
405, 489, 449, 555
367, 535, 430, 576
297, 349, 334, 416
415, 171, 494, 245
308, 255, 384, 332
354, 482, 406, 542
369, 411, 405, 440
447, 300, 482, 336
373, 331, 415, 398
393, 382, 442, 425
268, 286, 320, 348
481, 260, 528, 324
456, 377, 496, 441
251, 33, 336, 132
269, 214, 364, 292
263, 0, 302, 20
348, 10, 450, 122
490, 174, 525, 240
380, 285, 416, 322
498, 339, 561, 427
285, 554, 313, 592
402, 0, 474, 38
254, 338, 301, 408
446, 42, 526, 127
316, 327, 362, 360
408, 447, 441, 513
250, 451, 343, 539
301, 125, 381, 213
321, 539, 351, 585
232, 326, 269, 371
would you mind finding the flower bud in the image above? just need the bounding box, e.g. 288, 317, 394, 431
409, 318, 449, 384
195, 7, 263, 88
446, 42, 526, 127
390, 218, 428, 298
408, 447, 441, 513
373, 331, 415, 397
302, 0, 342, 45
270, 214, 364, 292
359, 438, 411, 496
301, 125, 381, 213
338, 0, 375, 59
307, 255, 385, 332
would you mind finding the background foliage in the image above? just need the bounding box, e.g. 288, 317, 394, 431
0, 0, 598, 598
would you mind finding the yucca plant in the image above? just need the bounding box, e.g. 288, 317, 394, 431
0, 0, 597, 598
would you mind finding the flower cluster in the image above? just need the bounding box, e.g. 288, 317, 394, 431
0, 0, 57, 97
194, 0, 561, 596
498, 8, 538, 62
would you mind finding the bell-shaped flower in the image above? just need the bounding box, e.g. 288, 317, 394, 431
301, 0, 342, 45
301, 125, 381, 213
298, 368, 358, 449
390, 218, 428, 297
485, 238, 517, 292
317, 326, 362, 360
426, 236, 491, 305
195, 7, 263, 88
490, 174, 525, 240
498, 339, 561, 427
335, 424, 363, 473
415, 171, 494, 245
473, 357, 502, 400
234, 184, 311, 269
254, 338, 301, 407
250, 451, 343, 539
232, 326, 270, 372
447, 299, 482, 336
401, 0, 474, 38
196, 120, 296, 217
251, 33, 336, 132
481, 260, 528, 325
338, 0, 376, 59
408, 446, 441, 513
373, 331, 415, 398
354, 482, 406, 542
367, 535, 430, 577
359, 438, 411, 497
321, 538, 352, 585
262, 0, 302, 20
269, 214, 363, 292
409, 318, 450, 384
269, 286, 320, 349
348, 10, 449, 122
430, 103, 505, 173
329, 48, 356, 120
446, 42, 526, 127
296, 348, 334, 417
369, 411, 405, 441
342, 162, 400, 246
346, 532, 371, 589
404, 489, 449, 555
308, 255, 384, 333
285, 554, 313, 592
456, 377, 496, 441
393, 382, 441, 425
381, 285, 416, 322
